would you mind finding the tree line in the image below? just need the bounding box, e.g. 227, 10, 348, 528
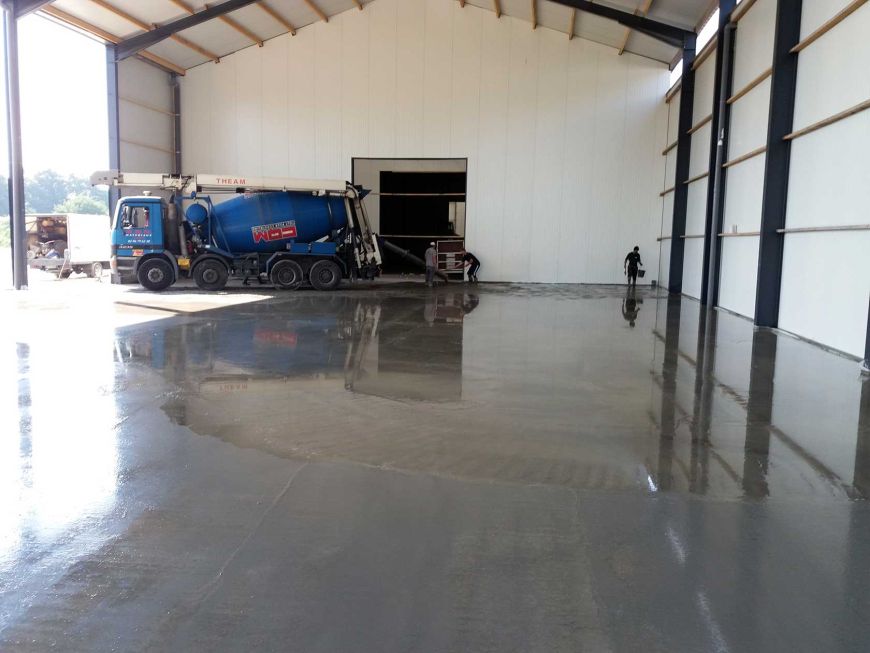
0, 170, 109, 246
1, 169, 109, 216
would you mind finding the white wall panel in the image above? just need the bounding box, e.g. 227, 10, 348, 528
314, 20, 342, 178
661, 193, 674, 238
800, 0, 861, 38
666, 93, 680, 144
718, 236, 759, 318
556, 38, 596, 284
473, 12, 511, 281
779, 232, 870, 358
286, 27, 316, 177
450, 4, 483, 258
681, 239, 705, 299
658, 238, 671, 289
685, 179, 708, 236
210, 56, 238, 172
181, 0, 668, 283
723, 153, 765, 232
689, 123, 711, 177
779, 117, 870, 357
118, 58, 173, 174
693, 56, 716, 119
501, 18, 539, 282
235, 46, 262, 177
368, 0, 398, 157
395, 0, 425, 156
793, 4, 870, 129
683, 51, 713, 296
181, 59, 210, 172
682, 178, 708, 299
261, 38, 289, 177
119, 143, 169, 174
340, 8, 370, 181
529, 29, 567, 283
729, 78, 770, 155
786, 115, 870, 229
585, 43, 631, 283
422, 0, 454, 158
664, 149, 677, 188
731, 0, 776, 91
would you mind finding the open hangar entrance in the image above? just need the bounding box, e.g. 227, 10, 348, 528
353, 158, 467, 276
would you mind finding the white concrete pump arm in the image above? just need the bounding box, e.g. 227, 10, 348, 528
91, 170, 348, 196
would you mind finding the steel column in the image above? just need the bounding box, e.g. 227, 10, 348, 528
4, 7, 27, 289
668, 35, 697, 294
754, 0, 802, 327
106, 45, 121, 215
701, 2, 736, 306
171, 73, 181, 175
863, 295, 870, 372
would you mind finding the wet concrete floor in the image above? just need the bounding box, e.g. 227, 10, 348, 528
2, 282, 870, 652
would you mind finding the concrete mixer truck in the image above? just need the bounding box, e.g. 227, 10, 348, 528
92, 171, 383, 291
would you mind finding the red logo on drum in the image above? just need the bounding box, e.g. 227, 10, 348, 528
252, 220, 298, 243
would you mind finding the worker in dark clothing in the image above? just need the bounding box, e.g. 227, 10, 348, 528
463, 251, 480, 283
624, 246, 643, 286
425, 242, 437, 287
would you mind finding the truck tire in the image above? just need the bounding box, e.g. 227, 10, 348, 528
193, 259, 229, 291
137, 258, 174, 291
87, 262, 104, 278
270, 260, 304, 290
309, 259, 342, 291
57, 270, 72, 279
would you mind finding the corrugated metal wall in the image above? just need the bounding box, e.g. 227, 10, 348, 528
179, 0, 669, 284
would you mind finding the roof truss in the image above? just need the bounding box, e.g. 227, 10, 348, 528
114, 0, 261, 61
549, 0, 692, 47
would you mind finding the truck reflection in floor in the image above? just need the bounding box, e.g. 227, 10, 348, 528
115, 290, 480, 441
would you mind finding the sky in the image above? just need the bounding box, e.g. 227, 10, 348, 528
0, 14, 108, 178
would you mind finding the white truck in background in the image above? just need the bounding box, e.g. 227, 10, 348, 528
26, 213, 111, 279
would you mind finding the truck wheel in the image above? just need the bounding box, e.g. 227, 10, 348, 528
193, 259, 229, 291
87, 262, 104, 278
57, 270, 72, 279
309, 260, 342, 291
137, 258, 174, 291
270, 260, 304, 290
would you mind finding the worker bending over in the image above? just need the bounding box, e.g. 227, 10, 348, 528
463, 250, 480, 283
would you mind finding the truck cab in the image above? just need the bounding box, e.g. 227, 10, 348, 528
111, 195, 182, 289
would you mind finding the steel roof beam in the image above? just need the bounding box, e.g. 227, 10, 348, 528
549, 0, 692, 48
13, 0, 52, 18
115, 0, 260, 61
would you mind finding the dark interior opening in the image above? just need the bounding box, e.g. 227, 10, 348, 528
379, 171, 466, 273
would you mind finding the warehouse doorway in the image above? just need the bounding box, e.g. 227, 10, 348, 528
352, 158, 467, 274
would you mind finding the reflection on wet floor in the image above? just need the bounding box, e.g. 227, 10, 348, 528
3, 283, 870, 652
112, 285, 870, 501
